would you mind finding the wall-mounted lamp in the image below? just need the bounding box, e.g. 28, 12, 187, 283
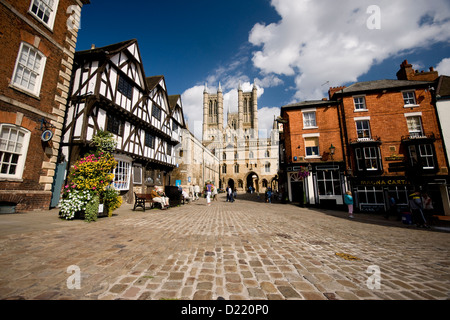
329, 144, 336, 160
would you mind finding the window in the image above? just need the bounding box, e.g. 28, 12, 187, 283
222, 164, 227, 174
29, 0, 59, 29
317, 169, 342, 196
106, 114, 122, 135
167, 144, 172, 156
356, 120, 371, 140
408, 144, 435, 170
265, 150, 270, 158
145, 132, 155, 149
223, 152, 226, 161
0, 125, 31, 179
133, 165, 142, 185
303, 111, 317, 128
118, 75, 133, 100
234, 164, 239, 173
354, 96, 367, 111
265, 163, 271, 173
305, 137, 319, 157
357, 186, 385, 208
235, 152, 239, 160
113, 157, 131, 191
11, 43, 46, 96
172, 120, 179, 132
406, 116, 424, 138
249, 151, 254, 159
152, 104, 162, 121
403, 91, 417, 106
355, 147, 382, 172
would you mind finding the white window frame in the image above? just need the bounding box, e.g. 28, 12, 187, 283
28, 0, 60, 31
11, 42, 47, 97
402, 90, 419, 108
355, 117, 372, 141
0, 124, 31, 180
405, 113, 424, 138
353, 96, 368, 112
302, 109, 318, 129
113, 154, 132, 191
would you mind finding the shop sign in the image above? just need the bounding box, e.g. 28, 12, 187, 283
358, 179, 411, 186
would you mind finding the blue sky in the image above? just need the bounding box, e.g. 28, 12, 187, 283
76, 0, 450, 138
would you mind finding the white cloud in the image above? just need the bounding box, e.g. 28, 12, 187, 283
436, 58, 450, 76
180, 85, 204, 140
249, 0, 450, 100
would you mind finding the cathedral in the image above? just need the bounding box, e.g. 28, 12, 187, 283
202, 82, 279, 193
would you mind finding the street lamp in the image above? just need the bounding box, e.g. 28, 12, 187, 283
329, 144, 336, 160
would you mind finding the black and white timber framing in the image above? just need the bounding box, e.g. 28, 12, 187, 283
62, 39, 185, 195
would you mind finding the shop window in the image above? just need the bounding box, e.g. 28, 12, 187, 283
317, 169, 342, 196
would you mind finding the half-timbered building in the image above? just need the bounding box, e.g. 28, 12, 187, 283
62, 39, 184, 202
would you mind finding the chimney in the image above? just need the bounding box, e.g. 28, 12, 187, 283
397, 59, 439, 81
328, 86, 346, 99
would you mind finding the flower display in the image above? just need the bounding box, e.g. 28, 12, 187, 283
298, 166, 310, 179
59, 131, 122, 221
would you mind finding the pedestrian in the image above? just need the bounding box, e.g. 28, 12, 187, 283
267, 187, 272, 203
228, 185, 234, 202
409, 191, 428, 228
189, 184, 194, 201
422, 193, 434, 222
233, 187, 237, 199
385, 195, 398, 220
212, 184, 218, 201
194, 184, 200, 200
206, 181, 212, 206
225, 186, 230, 202
344, 190, 354, 219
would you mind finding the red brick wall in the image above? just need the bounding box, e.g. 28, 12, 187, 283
282, 104, 343, 164
0, 0, 86, 211
342, 88, 448, 176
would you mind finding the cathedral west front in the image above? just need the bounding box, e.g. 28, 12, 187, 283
202, 82, 279, 193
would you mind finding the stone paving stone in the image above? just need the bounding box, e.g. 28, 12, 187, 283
1, 196, 450, 301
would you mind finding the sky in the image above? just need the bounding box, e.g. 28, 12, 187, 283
76, 0, 450, 139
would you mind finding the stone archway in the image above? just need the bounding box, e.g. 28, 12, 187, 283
246, 172, 259, 192
227, 179, 235, 190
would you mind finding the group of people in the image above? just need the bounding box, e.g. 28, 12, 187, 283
150, 186, 170, 210
226, 186, 236, 202
344, 189, 434, 227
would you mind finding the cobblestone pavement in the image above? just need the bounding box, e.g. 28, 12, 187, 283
0, 193, 449, 301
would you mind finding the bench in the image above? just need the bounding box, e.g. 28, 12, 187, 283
133, 193, 160, 211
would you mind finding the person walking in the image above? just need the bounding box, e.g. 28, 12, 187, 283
194, 184, 200, 200
212, 184, 218, 201
206, 181, 212, 206
227, 185, 234, 203
344, 191, 354, 219
409, 191, 428, 228
267, 187, 273, 203
422, 193, 434, 223
189, 184, 194, 201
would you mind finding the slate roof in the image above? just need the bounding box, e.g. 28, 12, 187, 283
436, 76, 450, 99
338, 79, 433, 95
281, 100, 338, 110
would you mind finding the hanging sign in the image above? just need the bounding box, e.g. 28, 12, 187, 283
41, 130, 53, 142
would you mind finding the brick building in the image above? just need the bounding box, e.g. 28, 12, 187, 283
280, 99, 347, 206
0, 0, 89, 212
329, 61, 449, 214
279, 60, 449, 214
